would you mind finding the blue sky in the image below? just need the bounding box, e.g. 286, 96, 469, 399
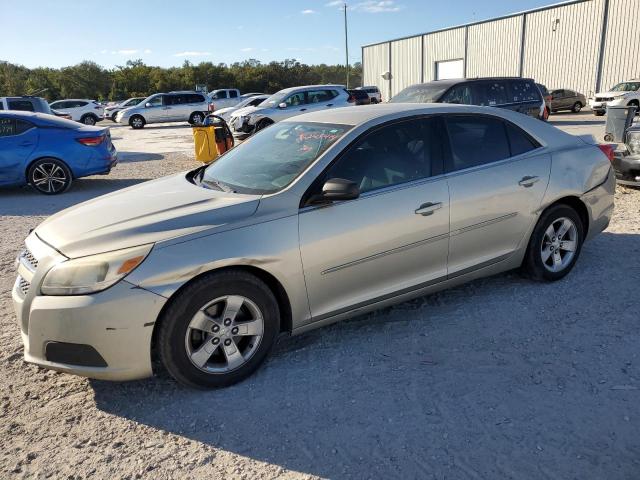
2, 0, 559, 68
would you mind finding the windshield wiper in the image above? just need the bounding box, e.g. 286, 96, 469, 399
201, 177, 235, 193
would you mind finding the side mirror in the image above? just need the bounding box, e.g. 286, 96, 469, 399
309, 178, 359, 205
278, 102, 288, 109
145, 102, 153, 108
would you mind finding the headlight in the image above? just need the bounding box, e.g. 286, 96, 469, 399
41, 244, 153, 295
627, 131, 640, 155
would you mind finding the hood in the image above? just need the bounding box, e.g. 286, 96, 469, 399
597, 91, 629, 98
215, 106, 235, 116
231, 105, 262, 118
36, 173, 260, 258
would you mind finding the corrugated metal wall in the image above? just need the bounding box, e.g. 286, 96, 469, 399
522, 0, 604, 95
423, 27, 466, 82
600, 0, 640, 92
466, 16, 522, 78
362, 42, 390, 99
391, 37, 422, 97
362, 0, 638, 99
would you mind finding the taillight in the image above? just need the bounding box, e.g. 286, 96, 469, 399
597, 144, 616, 162
208, 103, 215, 112
347, 94, 355, 103
77, 136, 105, 146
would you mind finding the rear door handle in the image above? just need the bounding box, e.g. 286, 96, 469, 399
415, 202, 442, 216
326, 104, 333, 107
300, 108, 307, 111
518, 175, 540, 187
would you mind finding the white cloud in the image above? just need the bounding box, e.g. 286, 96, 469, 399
301, 9, 317, 14
325, 1, 343, 6
143, 49, 152, 54
352, 1, 401, 13
173, 51, 211, 57
100, 49, 108, 54
240, 47, 254, 52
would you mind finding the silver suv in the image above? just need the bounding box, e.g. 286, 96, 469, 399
229, 84, 351, 137
116, 91, 209, 129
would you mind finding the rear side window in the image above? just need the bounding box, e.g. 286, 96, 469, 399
307, 90, 338, 103
8, 100, 35, 112
15, 120, 34, 134
481, 81, 509, 106
191, 94, 205, 103
0, 102, 4, 110
509, 80, 541, 103
505, 122, 539, 156
0, 117, 15, 136
229, 90, 238, 98
445, 115, 510, 171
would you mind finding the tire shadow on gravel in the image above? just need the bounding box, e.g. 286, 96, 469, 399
90, 232, 640, 479
0, 178, 151, 216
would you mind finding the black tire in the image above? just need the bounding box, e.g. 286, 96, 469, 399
628, 100, 639, 114
157, 270, 281, 389
370, 98, 378, 104
27, 158, 73, 195
81, 114, 97, 125
572, 102, 583, 113
255, 118, 274, 132
594, 111, 605, 117
522, 204, 584, 282
129, 115, 146, 129
111, 113, 118, 122
189, 112, 205, 125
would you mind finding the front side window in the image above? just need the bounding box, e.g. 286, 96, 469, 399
200, 122, 350, 194
284, 92, 306, 107
147, 96, 163, 107
445, 115, 510, 171
325, 118, 443, 194
440, 84, 474, 105
212, 91, 228, 100
7, 100, 35, 112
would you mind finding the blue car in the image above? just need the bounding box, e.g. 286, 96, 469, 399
0, 111, 117, 194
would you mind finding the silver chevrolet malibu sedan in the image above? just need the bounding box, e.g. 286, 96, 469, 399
13, 104, 615, 388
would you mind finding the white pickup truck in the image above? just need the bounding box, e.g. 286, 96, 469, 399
207, 89, 243, 112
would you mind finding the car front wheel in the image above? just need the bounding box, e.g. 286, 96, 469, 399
157, 270, 281, 389
189, 112, 204, 125
522, 204, 584, 281
129, 115, 146, 129
27, 158, 72, 195
572, 102, 583, 113
81, 114, 97, 125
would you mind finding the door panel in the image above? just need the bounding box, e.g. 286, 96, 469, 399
447, 154, 550, 273
0, 120, 38, 185
299, 180, 450, 319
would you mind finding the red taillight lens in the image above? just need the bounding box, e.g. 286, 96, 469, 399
598, 144, 616, 162
208, 103, 215, 112
347, 95, 355, 103
77, 136, 105, 146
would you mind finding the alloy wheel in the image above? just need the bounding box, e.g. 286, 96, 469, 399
184, 295, 264, 373
31, 162, 68, 194
540, 217, 578, 273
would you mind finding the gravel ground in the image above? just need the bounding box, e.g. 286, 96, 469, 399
1, 117, 639, 479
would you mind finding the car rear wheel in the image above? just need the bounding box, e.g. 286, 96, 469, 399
157, 270, 280, 389
594, 111, 605, 116
27, 158, 72, 195
81, 114, 97, 125
111, 113, 118, 122
129, 115, 146, 129
572, 102, 583, 113
522, 204, 584, 281
189, 112, 204, 125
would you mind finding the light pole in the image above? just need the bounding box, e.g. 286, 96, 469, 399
344, 2, 349, 88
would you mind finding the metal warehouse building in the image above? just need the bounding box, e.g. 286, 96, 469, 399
362, 0, 639, 100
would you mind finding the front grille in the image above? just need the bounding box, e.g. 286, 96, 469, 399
18, 276, 30, 296
595, 97, 613, 102
20, 249, 39, 271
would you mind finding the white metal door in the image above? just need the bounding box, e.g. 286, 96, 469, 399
436, 59, 464, 80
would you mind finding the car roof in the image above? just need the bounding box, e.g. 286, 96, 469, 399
278, 84, 346, 94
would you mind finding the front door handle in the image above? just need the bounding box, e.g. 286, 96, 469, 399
326, 104, 333, 107
415, 202, 442, 216
300, 108, 307, 111
518, 175, 540, 187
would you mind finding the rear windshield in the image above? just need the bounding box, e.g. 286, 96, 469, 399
389, 83, 450, 103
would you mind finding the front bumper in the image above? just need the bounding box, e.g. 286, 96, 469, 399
12, 234, 166, 381
589, 98, 626, 112
230, 117, 255, 136
612, 151, 640, 186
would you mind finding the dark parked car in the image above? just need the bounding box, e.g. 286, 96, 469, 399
549, 89, 587, 113
0, 95, 71, 120
536, 83, 551, 120
390, 77, 546, 120
347, 89, 371, 105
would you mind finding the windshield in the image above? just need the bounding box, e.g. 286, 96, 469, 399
610, 82, 640, 92
124, 98, 144, 106
258, 91, 289, 108
200, 122, 351, 194
389, 83, 450, 103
